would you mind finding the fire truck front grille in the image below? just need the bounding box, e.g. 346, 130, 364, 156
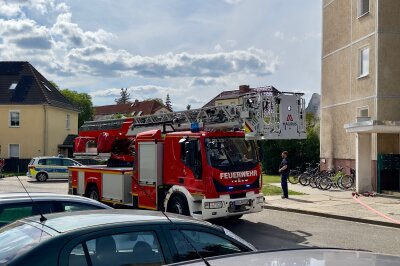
230, 193, 246, 199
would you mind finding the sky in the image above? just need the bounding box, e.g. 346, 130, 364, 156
0, 0, 322, 111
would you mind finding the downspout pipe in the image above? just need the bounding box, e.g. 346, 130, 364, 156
43, 105, 47, 155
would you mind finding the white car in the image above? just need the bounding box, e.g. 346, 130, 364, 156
27, 156, 82, 182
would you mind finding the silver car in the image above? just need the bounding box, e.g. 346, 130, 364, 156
0, 192, 111, 227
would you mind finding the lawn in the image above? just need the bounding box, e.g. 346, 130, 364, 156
261, 174, 305, 196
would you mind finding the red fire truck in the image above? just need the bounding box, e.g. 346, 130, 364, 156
69, 90, 306, 220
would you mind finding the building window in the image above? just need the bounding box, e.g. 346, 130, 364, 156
42, 81, 52, 91
358, 107, 369, 117
9, 144, 20, 158
9, 111, 20, 127
359, 47, 369, 77
66, 114, 70, 130
9, 83, 18, 90
358, 0, 369, 17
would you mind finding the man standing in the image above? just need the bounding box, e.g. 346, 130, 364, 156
278, 151, 289, 199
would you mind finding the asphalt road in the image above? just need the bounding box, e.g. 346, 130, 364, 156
2, 176, 400, 256
216, 210, 400, 256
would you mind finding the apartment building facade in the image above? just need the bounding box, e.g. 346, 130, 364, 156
321, 0, 400, 193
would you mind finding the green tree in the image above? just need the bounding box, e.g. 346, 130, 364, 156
260, 112, 320, 174
115, 88, 131, 104
165, 93, 172, 111
61, 89, 94, 128
143, 98, 164, 104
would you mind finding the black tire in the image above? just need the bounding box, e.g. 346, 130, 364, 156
340, 175, 354, 189
36, 172, 48, 182
309, 176, 318, 188
319, 177, 331, 190
299, 174, 309, 186
288, 171, 300, 184
86, 185, 100, 201
168, 195, 189, 216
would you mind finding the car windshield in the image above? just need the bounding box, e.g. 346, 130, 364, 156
0, 222, 51, 265
205, 137, 258, 168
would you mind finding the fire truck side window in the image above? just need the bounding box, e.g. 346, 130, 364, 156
180, 139, 202, 179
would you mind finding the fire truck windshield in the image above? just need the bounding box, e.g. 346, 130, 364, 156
205, 137, 258, 170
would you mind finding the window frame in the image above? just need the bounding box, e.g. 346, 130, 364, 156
163, 224, 253, 263
9, 110, 20, 127
358, 46, 370, 78
358, 106, 369, 118
58, 225, 173, 266
9, 143, 20, 158
9, 82, 18, 90
357, 0, 370, 18
66, 114, 70, 130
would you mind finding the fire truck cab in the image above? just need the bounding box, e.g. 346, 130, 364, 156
133, 129, 263, 220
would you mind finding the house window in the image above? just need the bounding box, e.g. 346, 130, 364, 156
358, 0, 370, 17
66, 114, 70, 130
9, 83, 18, 90
9, 144, 20, 158
359, 107, 369, 117
359, 47, 369, 77
42, 81, 52, 91
9, 111, 20, 127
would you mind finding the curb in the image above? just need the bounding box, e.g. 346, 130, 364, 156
262, 205, 400, 229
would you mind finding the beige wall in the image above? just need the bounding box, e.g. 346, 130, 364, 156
214, 98, 241, 106
377, 133, 399, 154
350, 35, 376, 102
154, 107, 172, 114
351, 0, 376, 41
323, 0, 351, 56
321, 48, 351, 107
46, 106, 78, 156
378, 0, 400, 32
0, 104, 78, 158
0, 105, 44, 158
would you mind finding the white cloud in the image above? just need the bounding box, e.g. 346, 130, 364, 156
0, 2, 22, 17
274, 31, 301, 42
224, 0, 242, 4
190, 77, 221, 87
90, 85, 176, 99
67, 46, 278, 78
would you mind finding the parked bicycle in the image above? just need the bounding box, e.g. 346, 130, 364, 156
288, 166, 301, 184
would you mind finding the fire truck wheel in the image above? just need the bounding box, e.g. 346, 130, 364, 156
87, 186, 100, 201
36, 173, 48, 182
169, 195, 189, 216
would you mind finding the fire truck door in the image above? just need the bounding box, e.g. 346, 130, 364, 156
137, 142, 163, 210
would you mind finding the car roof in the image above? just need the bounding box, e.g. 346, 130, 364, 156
23, 209, 218, 234
172, 249, 400, 266
31, 156, 78, 160
0, 192, 111, 208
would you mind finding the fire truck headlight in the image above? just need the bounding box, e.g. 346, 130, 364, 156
204, 201, 224, 209
256, 196, 265, 204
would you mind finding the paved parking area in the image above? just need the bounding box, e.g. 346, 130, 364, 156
0, 175, 68, 194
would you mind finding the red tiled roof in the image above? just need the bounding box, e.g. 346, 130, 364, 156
203, 85, 280, 107
94, 100, 169, 116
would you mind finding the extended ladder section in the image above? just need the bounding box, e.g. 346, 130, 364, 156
126, 91, 306, 140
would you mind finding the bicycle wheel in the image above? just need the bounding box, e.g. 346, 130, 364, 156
288, 170, 300, 184
309, 175, 318, 188
319, 177, 332, 190
299, 173, 309, 186
340, 174, 354, 189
